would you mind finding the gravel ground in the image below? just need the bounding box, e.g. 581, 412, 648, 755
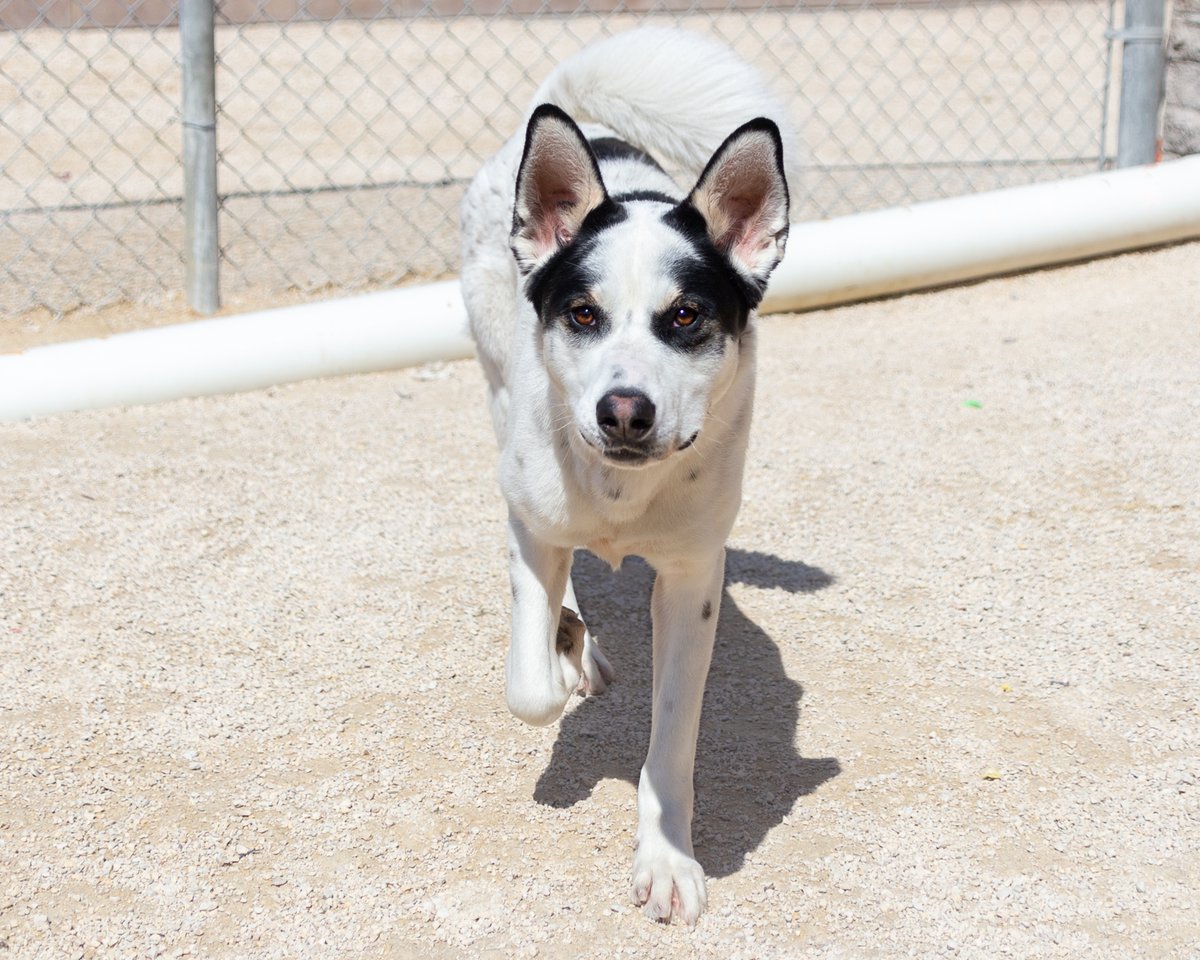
2, 242, 1198, 959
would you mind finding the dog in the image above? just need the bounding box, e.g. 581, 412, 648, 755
459, 27, 796, 926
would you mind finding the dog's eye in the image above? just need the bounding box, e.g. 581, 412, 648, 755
674, 307, 698, 328
571, 305, 596, 327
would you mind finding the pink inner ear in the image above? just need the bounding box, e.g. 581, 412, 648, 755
718, 218, 770, 265
723, 192, 760, 222
715, 192, 766, 254
528, 187, 576, 256
711, 165, 774, 250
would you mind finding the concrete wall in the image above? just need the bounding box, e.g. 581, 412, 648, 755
1166, 0, 1200, 156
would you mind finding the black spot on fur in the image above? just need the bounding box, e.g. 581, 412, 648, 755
701, 600, 713, 621
612, 189, 678, 205
590, 136, 666, 173
688, 469, 700, 482
606, 487, 622, 501
556, 606, 584, 654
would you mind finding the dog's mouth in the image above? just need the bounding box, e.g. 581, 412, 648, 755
584, 431, 700, 467
603, 445, 652, 465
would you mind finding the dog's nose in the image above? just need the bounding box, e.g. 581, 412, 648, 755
596, 390, 656, 443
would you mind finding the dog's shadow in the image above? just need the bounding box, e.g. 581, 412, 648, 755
534, 548, 841, 878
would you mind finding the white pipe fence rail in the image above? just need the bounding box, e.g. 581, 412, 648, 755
4, 155, 1199, 421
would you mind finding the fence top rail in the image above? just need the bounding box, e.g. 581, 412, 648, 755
0, 0, 1103, 32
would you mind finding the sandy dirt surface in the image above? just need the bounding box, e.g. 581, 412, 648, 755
2, 242, 1198, 959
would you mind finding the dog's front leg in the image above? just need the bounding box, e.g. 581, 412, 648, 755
632, 547, 725, 926
504, 513, 577, 727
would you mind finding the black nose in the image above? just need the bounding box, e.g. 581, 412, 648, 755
596, 390, 656, 443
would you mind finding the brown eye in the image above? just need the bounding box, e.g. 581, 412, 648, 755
674, 306, 698, 327
571, 305, 596, 326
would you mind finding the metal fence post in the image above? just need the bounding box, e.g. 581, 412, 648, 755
1115, 0, 1169, 167
181, 0, 220, 313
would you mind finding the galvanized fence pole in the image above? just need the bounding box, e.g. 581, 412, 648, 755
180, 0, 220, 313
1116, 0, 1169, 166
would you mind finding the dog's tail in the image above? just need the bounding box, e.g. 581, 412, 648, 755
531, 27, 802, 192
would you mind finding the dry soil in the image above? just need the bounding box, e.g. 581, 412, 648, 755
1, 242, 1198, 959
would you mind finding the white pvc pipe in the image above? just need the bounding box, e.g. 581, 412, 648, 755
760, 154, 1200, 314
0, 280, 473, 421
2, 158, 1198, 421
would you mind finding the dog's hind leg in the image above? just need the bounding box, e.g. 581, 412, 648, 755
561, 575, 615, 696
631, 546, 725, 927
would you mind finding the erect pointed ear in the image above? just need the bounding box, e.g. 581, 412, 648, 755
685, 118, 790, 290
510, 104, 608, 275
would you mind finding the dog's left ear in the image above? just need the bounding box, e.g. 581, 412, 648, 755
685, 118, 790, 290
511, 104, 608, 275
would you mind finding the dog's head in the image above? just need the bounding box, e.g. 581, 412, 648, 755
509, 104, 789, 469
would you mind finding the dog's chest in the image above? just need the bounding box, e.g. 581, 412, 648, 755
584, 536, 628, 571
565, 464, 706, 565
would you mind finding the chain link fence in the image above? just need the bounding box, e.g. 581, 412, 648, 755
3, 0, 1126, 318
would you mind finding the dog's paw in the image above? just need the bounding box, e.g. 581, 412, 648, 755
556, 607, 616, 696
631, 843, 707, 927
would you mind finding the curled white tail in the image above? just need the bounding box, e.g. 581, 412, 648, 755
532, 27, 803, 193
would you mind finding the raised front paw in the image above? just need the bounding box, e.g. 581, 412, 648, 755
556, 606, 616, 696
631, 842, 707, 927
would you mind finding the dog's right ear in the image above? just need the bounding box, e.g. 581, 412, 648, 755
684, 117, 790, 293
511, 104, 608, 275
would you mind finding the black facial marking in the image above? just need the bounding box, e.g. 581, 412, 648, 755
662, 202, 763, 322
688, 469, 700, 482
701, 600, 713, 621
589, 136, 666, 173
606, 486, 622, 501
524, 198, 626, 325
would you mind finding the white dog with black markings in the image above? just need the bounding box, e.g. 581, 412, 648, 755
460, 28, 797, 926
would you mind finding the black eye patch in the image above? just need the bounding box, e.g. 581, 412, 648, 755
651, 299, 719, 353
657, 246, 753, 347
661, 203, 761, 334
